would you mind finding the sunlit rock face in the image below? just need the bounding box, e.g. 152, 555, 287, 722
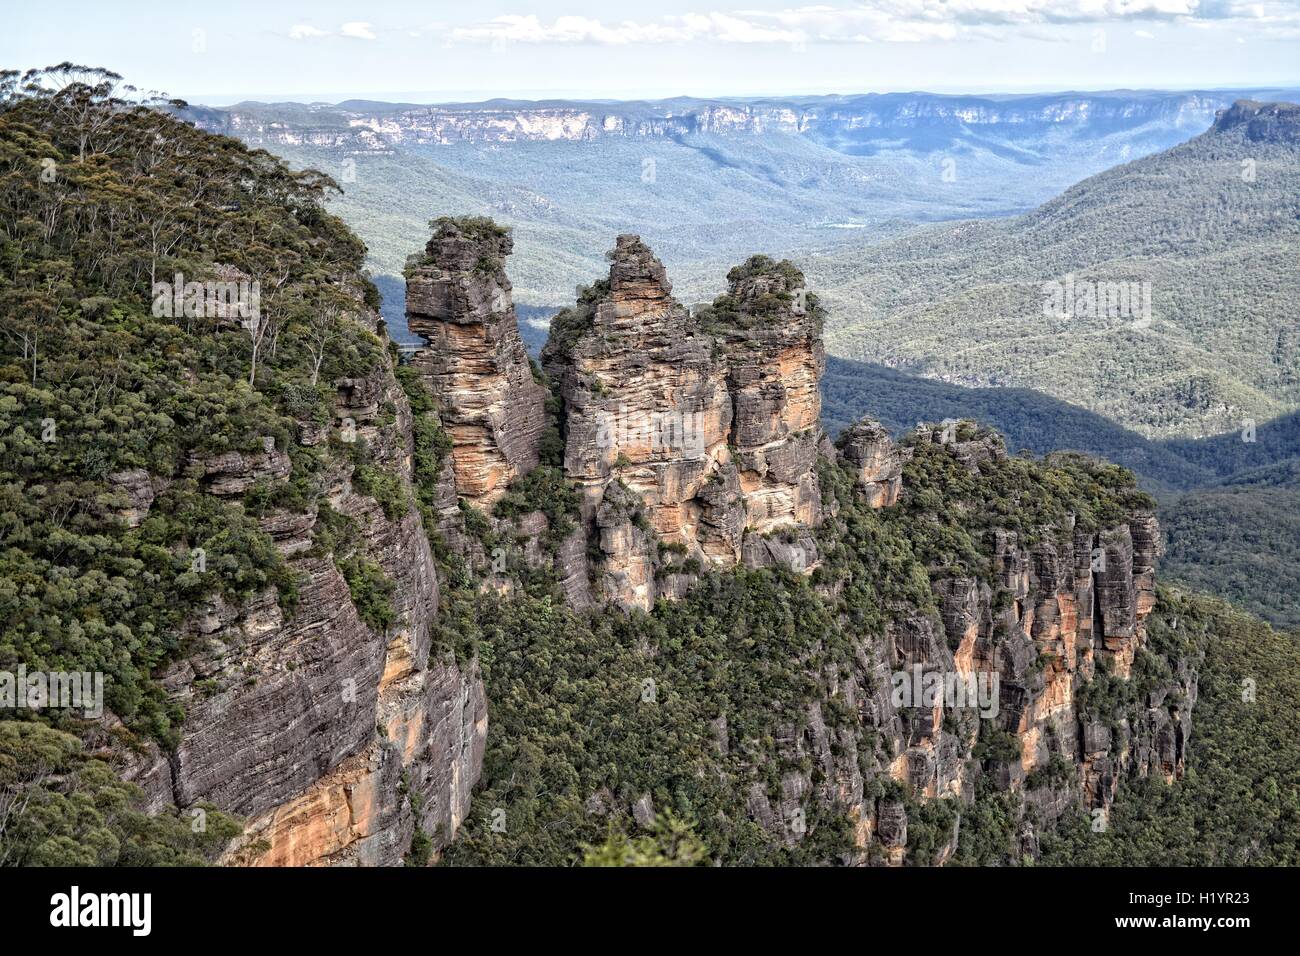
541, 238, 834, 610
406, 218, 546, 509
835, 419, 905, 508
711, 256, 825, 534
542, 236, 741, 610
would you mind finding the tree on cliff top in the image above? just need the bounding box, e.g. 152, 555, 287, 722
0, 70, 389, 744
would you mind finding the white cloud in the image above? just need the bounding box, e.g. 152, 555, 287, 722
340, 21, 377, 40
451, 15, 701, 44
441, 2, 1300, 47
1134, 28, 1157, 36
288, 21, 379, 41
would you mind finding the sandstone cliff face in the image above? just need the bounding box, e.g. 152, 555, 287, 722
541, 238, 826, 610
713, 258, 825, 534
119, 311, 485, 867
1210, 99, 1300, 144
684, 419, 1183, 865
406, 218, 546, 509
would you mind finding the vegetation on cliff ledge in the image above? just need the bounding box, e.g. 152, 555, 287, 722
1, 66, 402, 861
439, 431, 1170, 866
1043, 589, 1300, 866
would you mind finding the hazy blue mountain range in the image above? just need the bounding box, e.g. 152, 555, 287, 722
184, 88, 1299, 307
812, 100, 1300, 440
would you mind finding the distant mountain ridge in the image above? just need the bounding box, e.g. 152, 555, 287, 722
185, 89, 1300, 151
181, 88, 1300, 312
1210, 98, 1300, 143
815, 99, 1300, 440
824, 356, 1300, 493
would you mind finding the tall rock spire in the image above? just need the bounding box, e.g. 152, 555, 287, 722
542, 235, 740, 609
542, 237, 833, 610
405, 217, 546, 508
711, 255, 825, 532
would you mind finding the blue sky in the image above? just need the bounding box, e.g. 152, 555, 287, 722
5, 1, 1299, 103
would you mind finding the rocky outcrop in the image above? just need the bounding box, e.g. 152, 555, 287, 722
856, 426, 1177, 853
123, 219, 1181, 868
119, 307, 485, 867
188, 437, 291, 497
720, 423, 1183, 865
712, 256, 824, 533
1210, 99, 1300, 144
541, 238, 830, 610
107, 468, 160, 527
593, 480, 660, 611
406, 218, 546, 509
542, 236, 739, 609
835, 420, 905, 507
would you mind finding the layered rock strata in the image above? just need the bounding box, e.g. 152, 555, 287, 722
541, 237, 828, 609
713, 257, 825, 532
405, 218, 546, 509
118, 309, 485, 867
720, 425, 1182, 864
836, 420, 906, 507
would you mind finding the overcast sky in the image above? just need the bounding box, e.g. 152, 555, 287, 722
5, 1, 1299, 104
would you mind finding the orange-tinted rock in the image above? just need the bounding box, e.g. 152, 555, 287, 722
836, 419, 904, 507
542, 238, 831, 609
120, 316, 486, 868
710, 256, 825, 531
406, 218, 546, 508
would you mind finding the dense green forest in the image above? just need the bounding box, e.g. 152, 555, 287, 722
823, 355, 1300, 630
1042, 590, 1300, 865
0, 65, 399, 862
813, 102, 1300, 441
1159, 485, 1300, 631
442, 428, 1162, 866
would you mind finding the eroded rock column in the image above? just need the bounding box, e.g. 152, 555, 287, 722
406, 218, 546, 508
713, 256, 825, 532
543, 235, 739, 608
